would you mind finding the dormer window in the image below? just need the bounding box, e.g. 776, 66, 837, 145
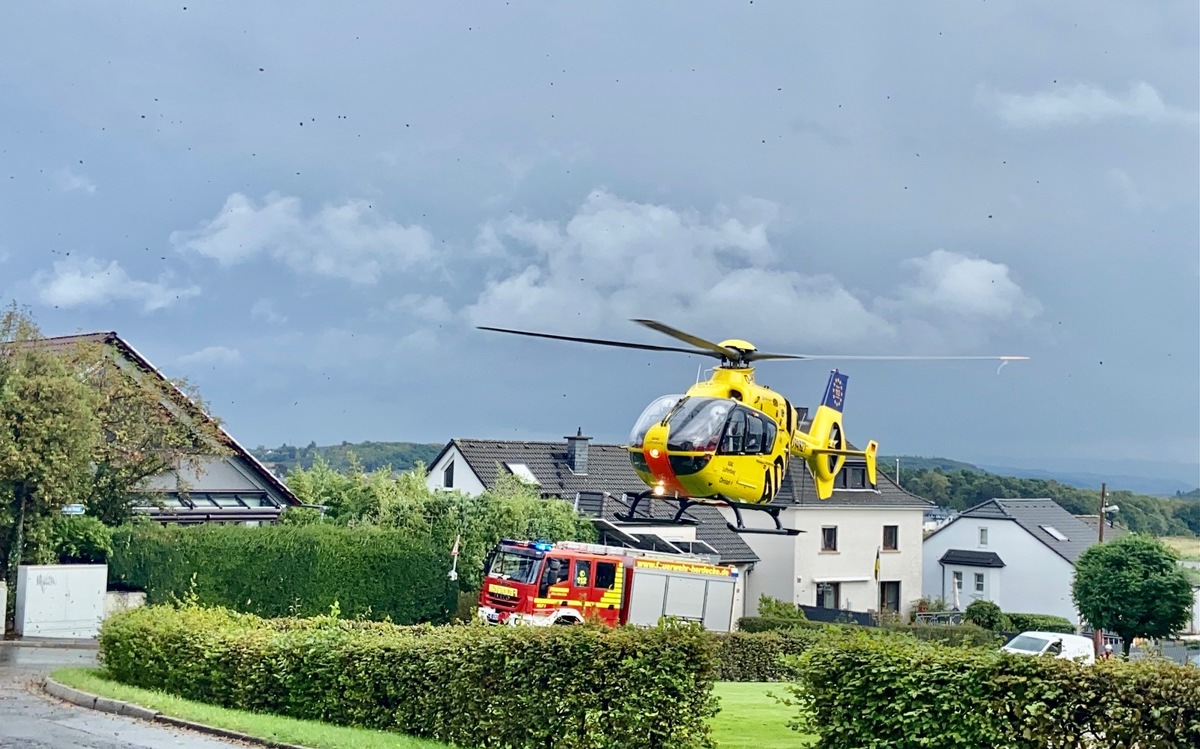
838, 464, 868, 489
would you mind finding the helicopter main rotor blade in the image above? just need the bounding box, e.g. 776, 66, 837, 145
631, 319, 741, 359
745, 352, 1030, 362
477, 326, 724, 358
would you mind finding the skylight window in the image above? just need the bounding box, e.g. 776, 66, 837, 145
504, 462, 541, 486
1041, 525, 1069, 542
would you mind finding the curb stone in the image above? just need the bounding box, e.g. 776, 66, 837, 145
41, 677, 310, 749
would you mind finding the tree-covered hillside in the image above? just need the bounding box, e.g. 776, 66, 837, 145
251, 441, 442, 474
881, 464, 1199, 537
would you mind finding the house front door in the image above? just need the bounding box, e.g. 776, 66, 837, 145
879, 581, 901, 613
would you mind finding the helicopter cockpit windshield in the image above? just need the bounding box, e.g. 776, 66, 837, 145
665, 397, 735, 452
629, 394, 685, 448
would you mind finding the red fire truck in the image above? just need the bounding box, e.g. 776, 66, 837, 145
477, 539, 740, 631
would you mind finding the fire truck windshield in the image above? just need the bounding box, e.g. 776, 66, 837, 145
487, 550, 542, 585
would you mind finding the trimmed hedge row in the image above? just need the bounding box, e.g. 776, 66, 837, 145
108, 524, 455, 624
1005, 612, 1076, 634
715, 630, 822, 681
100, 605, 719, 749
789, 633, 1200, 748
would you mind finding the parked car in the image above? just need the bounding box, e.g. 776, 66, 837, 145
1001, 631, 1096, 665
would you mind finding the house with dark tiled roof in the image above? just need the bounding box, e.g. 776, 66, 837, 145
34, 332, 301, 524
426, 432, 759, 616
921, 498, 1125, 625
714, 459, 932, 620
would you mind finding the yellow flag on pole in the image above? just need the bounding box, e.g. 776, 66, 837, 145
873, 546, 881, 581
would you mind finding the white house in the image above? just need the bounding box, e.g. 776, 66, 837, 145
723, 463, 931, 620
921, 498, 1123, 624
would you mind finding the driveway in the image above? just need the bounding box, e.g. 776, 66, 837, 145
0, 644, 247, 749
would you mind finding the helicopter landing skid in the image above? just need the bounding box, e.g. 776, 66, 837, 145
614, 491, 801, 536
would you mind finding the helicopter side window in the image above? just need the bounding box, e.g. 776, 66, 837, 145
744, 410, 765, 454
721, 409, 747, 454
761, 416, 777, 454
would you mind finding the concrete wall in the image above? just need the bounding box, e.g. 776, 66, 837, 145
15, 564, 107, 639
103, 590, 147, 620
922, 518, 1079, 623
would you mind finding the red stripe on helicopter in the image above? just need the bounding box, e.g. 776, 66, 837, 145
641, 448, 689, 496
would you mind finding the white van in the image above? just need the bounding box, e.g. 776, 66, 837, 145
1000, 631, 1096, 665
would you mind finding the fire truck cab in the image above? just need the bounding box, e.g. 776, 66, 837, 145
478, 539, 739, 631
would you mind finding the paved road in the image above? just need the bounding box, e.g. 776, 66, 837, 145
0, 645, 246, 749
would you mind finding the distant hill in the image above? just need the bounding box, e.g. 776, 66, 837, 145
974, 464, 1197, 498
880, 455, 981, 475
250, 441, 442, 476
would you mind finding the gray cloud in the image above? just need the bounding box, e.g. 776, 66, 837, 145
53, 167, 96, 195
33, 258, 199, 312
466, 191, 1038, 352
171, 193, 436, 284
981, 81, 1198, 128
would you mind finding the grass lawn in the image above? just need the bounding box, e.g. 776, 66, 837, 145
711, 682, 814, 748
52, 669, 813, 749
50, 668, 449, 749
1162, 536, 1200, 562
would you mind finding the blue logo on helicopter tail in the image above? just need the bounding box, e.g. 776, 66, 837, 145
821, 370, 848, 411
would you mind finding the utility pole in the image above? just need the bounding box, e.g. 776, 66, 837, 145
1093, 482, 1107, 657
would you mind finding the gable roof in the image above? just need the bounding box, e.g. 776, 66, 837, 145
773, 462, 933, 509
442, 438, 642, 498
933, 498, 1105, 565
442, 438, 758, 565
30, 332, 299, 506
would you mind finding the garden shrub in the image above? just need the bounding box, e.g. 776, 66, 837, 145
100, 605, 718, 749
108, 524, 455, 624
53, 515, 112, 564
787, 633, 1200, 749
963, 599, 1010, 631
1006, 612, 1076, 634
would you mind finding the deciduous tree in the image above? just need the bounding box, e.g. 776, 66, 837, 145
0, 308, 100, 628
1072, 534, 1193, 656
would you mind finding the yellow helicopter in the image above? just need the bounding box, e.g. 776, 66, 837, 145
480, 319, 1027, 535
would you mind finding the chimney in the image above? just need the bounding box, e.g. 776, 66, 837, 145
565, 427, 590, 475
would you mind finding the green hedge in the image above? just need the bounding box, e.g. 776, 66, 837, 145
1005, 612, 1076, 634
736, 616, 820, 633
100, 605, 718, 749
715, 630, 821, 681
788, 633, 1200, 748
108, 524, 455, 624
879, 621, 1002, 648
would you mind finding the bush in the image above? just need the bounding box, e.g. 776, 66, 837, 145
715, 630, 821, 681
53, 515, 112, 564
1006, 612, 1075, 634
736, 616, 819, 633
880, 621, 1002, 649
100, 605, 718, 749
108, 524, 455, 624
788, 633, 1200, 748
962, 599, 1011, 631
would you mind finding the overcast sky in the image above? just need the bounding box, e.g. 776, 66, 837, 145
2, 2, 1197, 485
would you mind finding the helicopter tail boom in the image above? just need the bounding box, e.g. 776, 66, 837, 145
792, 370, 878, 500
